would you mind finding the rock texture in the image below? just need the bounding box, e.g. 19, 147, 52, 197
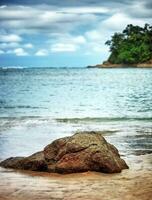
0, 131, 128, 173
0, 152, 47, 171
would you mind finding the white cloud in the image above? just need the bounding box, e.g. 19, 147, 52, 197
85, 30, 103, 41
0, 42, 34, 55
0, 42, 19, 49
24, 43, 33, 49
50, 34, 86, 44
0, 50, 4, 54
0, 42, 33, 56
49, 34, 86, 53
35, 49, 48, 56
0, 34, 22, 42
51, 43, 77, 52
101, 13, 148, 31
71, 35, 86, 44
13, 48, 28, 56
0, 5, 7, 9
60, 6, 109, 14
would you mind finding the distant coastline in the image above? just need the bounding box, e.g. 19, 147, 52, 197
87, 60, 152, 68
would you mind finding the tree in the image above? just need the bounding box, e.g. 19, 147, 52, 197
105, 24, 152, 64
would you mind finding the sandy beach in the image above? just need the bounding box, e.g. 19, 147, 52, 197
0, 154, 151, 200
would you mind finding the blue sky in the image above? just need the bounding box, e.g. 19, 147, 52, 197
0, 0, 152, 67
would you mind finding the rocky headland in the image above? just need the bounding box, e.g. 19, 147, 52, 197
87, 59, 152, 68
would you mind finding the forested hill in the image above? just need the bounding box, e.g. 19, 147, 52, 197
104, 24, 152, 65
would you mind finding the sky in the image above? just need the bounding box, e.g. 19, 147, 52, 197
0, 0, 152, 67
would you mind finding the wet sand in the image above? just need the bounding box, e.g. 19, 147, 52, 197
0, 154, 152, 200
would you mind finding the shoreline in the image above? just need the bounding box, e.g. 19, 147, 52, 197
87, 63, 152, 68
0, 154, 151, 200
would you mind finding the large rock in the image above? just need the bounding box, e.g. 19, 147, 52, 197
0, 131, 128, 173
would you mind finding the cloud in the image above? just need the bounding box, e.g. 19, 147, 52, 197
49, 34, 86, 44
0, 42, 19, 49
13, 48, 28, 56
101, 13, 151, 32
125, 1, 152, 18
51, 43, 77, 52
0, 5, 98, 35
85, 30, 103, 41
70, 35, 86, 44
35, 49, 48, 56
60, 7, 109, 14
49, 34, 86, 52
0, 41, 34, 56
0, 34, 22, 42
0, 5, 7, 8
24, 43, 33, 49
0, 49, 4, 54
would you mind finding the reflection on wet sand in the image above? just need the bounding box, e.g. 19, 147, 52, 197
0, 154, 151, 200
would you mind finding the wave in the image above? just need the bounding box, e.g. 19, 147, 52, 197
0, 116, 152, 124
0, 66, 26, 70
0, 116, 42, 120
0, 66, 84, 71
0, 105, 46, 109
55, 117, 152, 123
0, 116, 56, 125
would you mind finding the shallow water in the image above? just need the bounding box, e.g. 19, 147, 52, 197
0, 67, 152, 159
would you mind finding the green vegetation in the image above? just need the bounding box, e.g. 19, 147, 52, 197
105, 24, 152, 64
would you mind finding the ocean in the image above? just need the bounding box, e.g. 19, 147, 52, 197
0, 67, 152, 160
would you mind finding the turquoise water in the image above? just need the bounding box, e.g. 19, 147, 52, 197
0, 67, 152, 159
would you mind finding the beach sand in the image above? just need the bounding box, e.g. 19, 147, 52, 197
0, 154, 151, 200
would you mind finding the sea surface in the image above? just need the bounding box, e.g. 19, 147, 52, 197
0, 67, 152, 160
